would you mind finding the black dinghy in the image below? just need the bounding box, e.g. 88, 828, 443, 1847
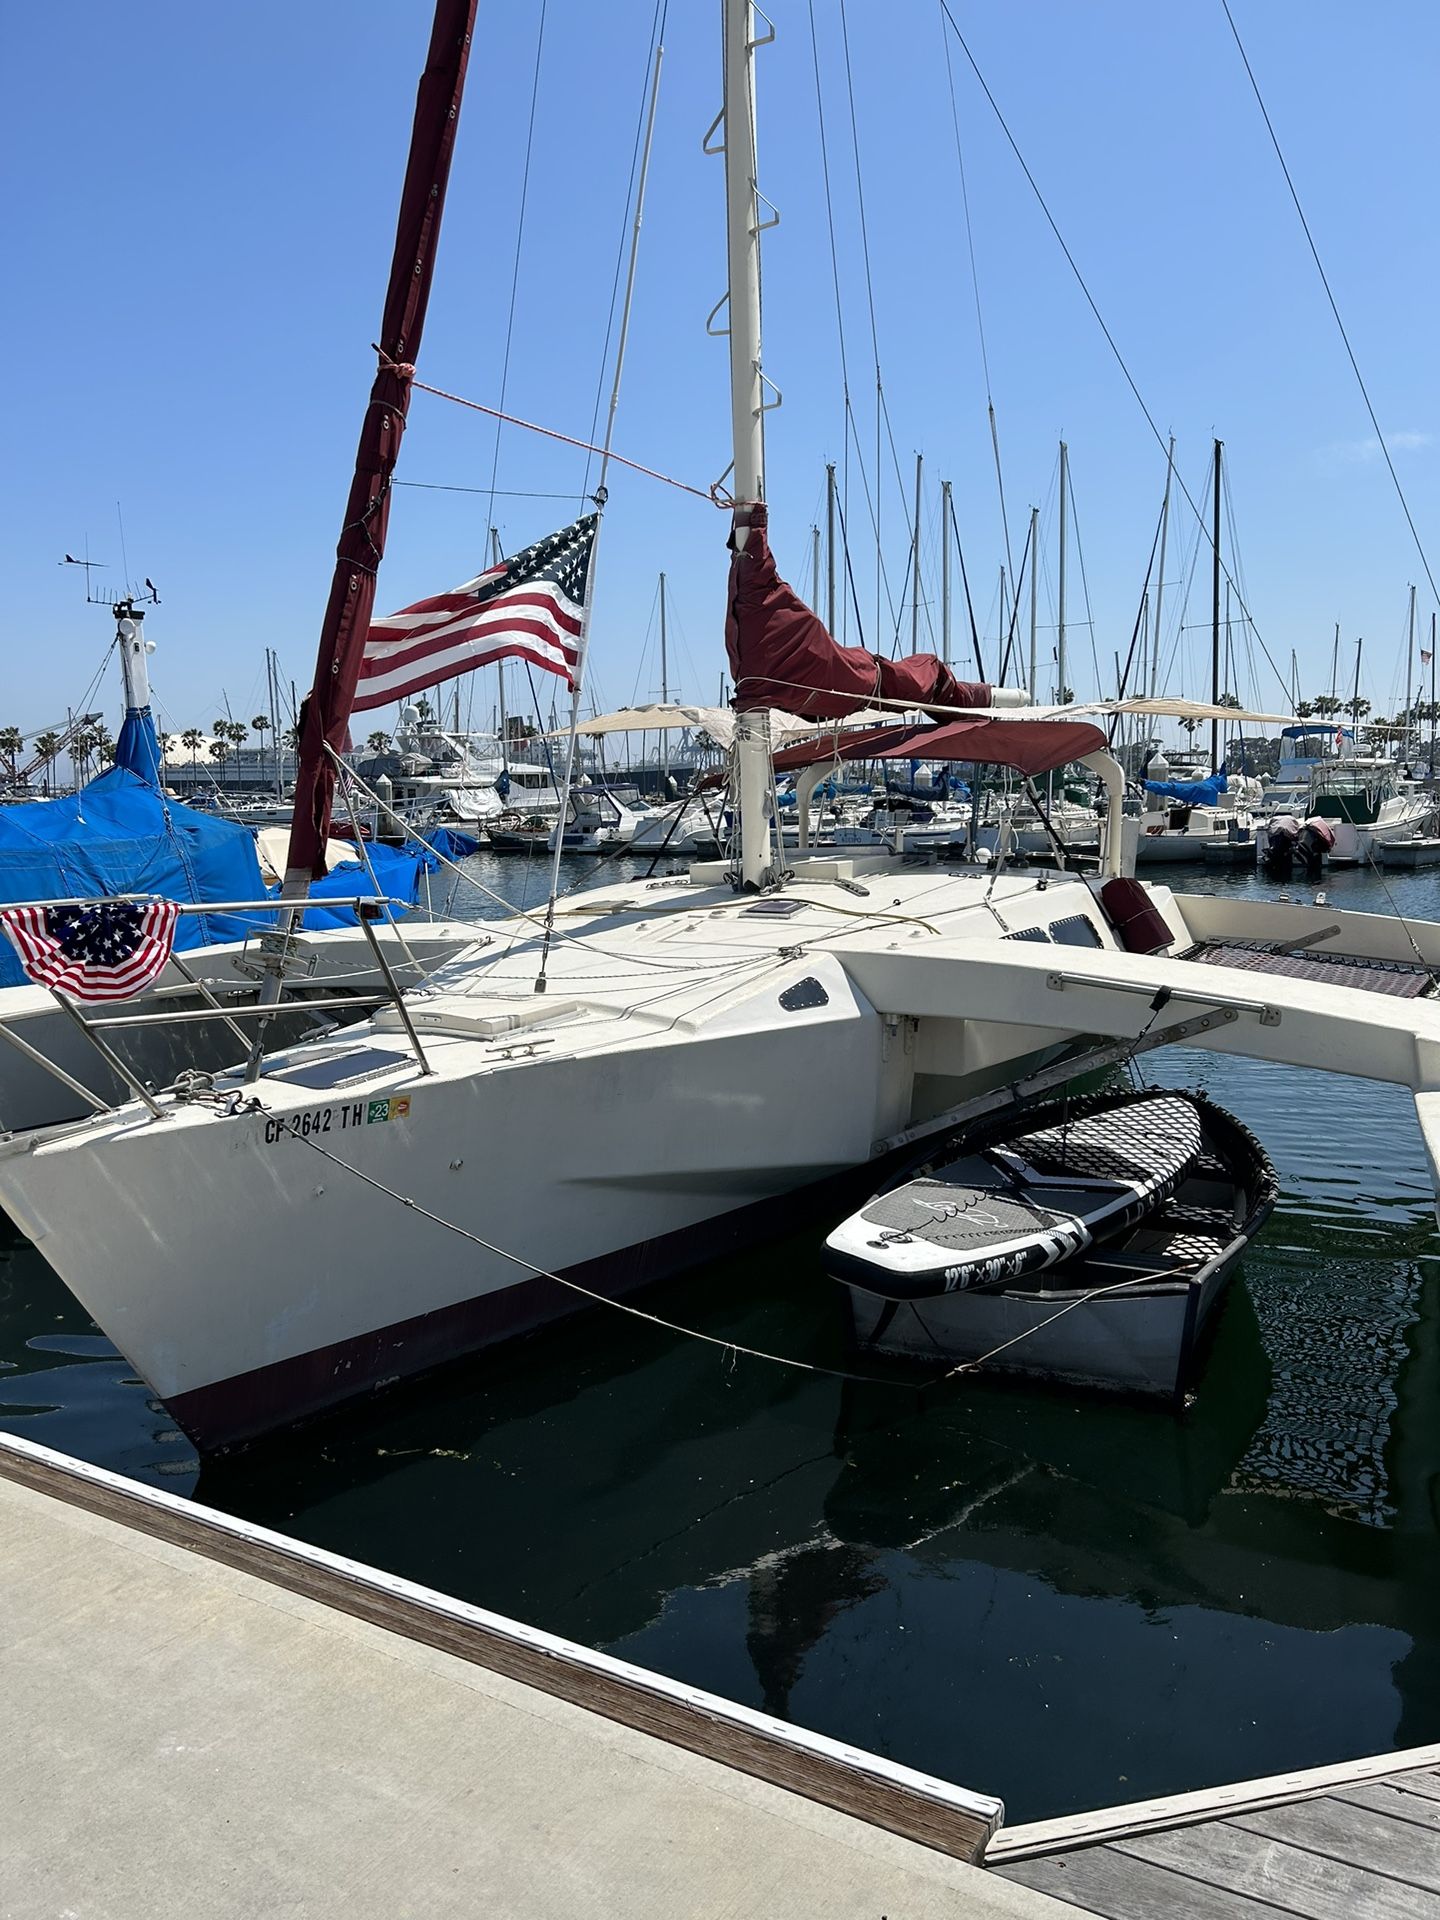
826, 1088, 1277, 1401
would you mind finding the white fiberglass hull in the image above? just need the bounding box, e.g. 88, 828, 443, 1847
0, 860, 1121, 1445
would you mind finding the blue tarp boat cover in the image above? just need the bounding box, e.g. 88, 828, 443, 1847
0, 698, 443, 981
0, 766, 270, 987
289, 838, 438, 929
424, 825, 483, 860
1143, 772, 1228, 806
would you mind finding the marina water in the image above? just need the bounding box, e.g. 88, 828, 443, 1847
3, 852, 1438, 1822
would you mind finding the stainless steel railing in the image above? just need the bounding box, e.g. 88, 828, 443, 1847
0, 895, 434, 1126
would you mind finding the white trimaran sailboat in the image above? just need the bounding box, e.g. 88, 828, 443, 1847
1, 1, 1438, 1448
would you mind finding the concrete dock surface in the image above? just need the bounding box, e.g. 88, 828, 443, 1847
0, 1469, 1067, 1919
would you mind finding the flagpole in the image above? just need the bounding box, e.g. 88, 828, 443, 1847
534, 33, 664, 992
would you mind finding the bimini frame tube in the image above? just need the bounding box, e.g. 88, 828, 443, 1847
1079, 749, 1126, 877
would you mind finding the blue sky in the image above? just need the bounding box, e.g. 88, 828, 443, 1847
6, 2, 1438, 745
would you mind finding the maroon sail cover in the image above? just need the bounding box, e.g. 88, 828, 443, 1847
284, 0, 477, 884
724, 503, 991, 721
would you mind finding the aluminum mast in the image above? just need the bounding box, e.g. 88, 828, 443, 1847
722, 0, 777, 890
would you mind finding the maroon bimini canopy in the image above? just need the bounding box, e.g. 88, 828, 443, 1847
874, 717, 1108, 773
725, 503, 991, 721
774, 716, 1108, 778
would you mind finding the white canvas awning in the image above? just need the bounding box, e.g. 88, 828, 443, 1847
554, 704, 908, 749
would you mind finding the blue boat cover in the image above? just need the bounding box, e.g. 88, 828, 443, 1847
0, 697, 444, 982
289, 838, 439, 929
1143, 772, 1228, 805
424, 825, 483, 860
0, 767, 269, 987
113, 705, 165, 787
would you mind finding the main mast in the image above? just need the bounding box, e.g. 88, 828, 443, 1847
723, 0, 776, 890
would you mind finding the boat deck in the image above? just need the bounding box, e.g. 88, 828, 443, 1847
989, 1756, 1440, 1918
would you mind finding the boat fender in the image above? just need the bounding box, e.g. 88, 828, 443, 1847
1098, 875, 1173, 954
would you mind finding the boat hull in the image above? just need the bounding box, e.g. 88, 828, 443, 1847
0, 952, 894, 1448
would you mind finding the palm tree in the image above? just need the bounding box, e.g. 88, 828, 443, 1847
365, 731, 391, 753
0, 727, 24, 780
251, 713, 272, 788
181, 727, 204, 789
32, 730, 62, 794
1310, 694, 1344, 720
209, 738, 231, 770
1344, 695, 1371, 723
76, 724, 110, 782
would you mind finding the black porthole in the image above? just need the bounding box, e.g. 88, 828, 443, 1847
779, 976, 829, 1011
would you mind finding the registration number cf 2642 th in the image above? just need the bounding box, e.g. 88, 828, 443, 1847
263, 1095, 412, 1145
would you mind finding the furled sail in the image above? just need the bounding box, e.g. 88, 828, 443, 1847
284, 0, 477, 885
724, 503, 991, 721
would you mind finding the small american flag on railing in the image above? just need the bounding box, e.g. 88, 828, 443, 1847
353, 513, 596, 712
0, 899, 181, 1002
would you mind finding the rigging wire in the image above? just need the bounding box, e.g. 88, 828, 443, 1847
837, 0, 891, 642
1220, 0, 1439, 609
581, 0, 668, 504
483, 0, 550, 533
282, 1125, 933, 1392
395, 481, 588, 501
809, 2, 902, 640
938, 3, 1013, 580
936, 1, 1294, 707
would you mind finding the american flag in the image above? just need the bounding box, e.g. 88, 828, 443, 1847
1, 898, 180, 1002
353, 513, 597, 712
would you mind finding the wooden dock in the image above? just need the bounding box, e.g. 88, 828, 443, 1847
988, 1749, 1440, 1917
